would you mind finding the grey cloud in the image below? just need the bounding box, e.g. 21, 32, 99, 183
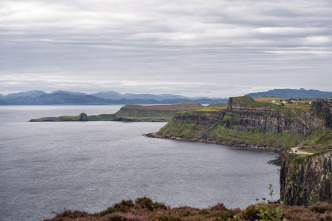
0, 0, 331, 97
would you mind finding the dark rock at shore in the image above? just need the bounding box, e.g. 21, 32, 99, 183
79, 113, 88, 121
268, 154, 282, 166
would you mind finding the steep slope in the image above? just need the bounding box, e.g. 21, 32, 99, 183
280, 152, 332, 206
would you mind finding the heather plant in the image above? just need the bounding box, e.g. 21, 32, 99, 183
134, 197, 168, 211
46, 197, 332, 221
283, 203, 332, 221
113, 200, 135, 212
309, 202, 332, 213
49, 209, 89, 219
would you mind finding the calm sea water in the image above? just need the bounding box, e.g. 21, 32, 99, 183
0, 105, 279, 221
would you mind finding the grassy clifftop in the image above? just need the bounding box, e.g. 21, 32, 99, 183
114, 103, 202, 121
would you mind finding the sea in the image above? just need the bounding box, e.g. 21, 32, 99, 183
0, 105, 280, 221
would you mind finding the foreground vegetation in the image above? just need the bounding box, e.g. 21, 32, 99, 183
46, 197, 332, 221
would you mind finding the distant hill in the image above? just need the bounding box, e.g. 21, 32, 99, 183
246, 88, 332, 98
92, 91, 186, 100
0, 90, 228, 105
1, 90, 46, 99
92, 91, 123, 100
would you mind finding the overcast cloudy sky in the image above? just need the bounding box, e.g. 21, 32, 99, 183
0, 0, 331, 97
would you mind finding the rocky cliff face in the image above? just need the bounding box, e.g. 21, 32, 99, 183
311, 99, 332, 129
226, 97, 325, 136
170, 97, 324, 136
171, 111, 223, 125
157, 97, 328, 150
280, 152, 332, 206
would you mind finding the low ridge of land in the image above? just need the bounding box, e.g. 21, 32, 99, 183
29, 103, 204, 122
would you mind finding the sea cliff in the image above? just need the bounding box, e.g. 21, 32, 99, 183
280, 151, 332, 206
150, 97, 331, 152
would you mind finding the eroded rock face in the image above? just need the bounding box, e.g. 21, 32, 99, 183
79, 113, 88, 121
171, 97, 325, 136
280, 152, 332, 206
172, 111, 223, 125
311, 99, 332, 129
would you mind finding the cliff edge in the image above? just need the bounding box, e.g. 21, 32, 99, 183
281, 151, 332, 206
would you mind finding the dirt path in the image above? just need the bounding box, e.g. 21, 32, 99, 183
291, 147, 314, 155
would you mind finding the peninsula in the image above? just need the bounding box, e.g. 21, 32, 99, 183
29, 103, 203, 122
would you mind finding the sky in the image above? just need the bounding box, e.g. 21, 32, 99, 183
0, 0, 331, 97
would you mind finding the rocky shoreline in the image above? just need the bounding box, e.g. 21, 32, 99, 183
145, 132, 282, 166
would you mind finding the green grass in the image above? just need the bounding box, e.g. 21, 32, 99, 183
194, 106, 226, 112
230, 96, 286, 110
159, 121, 205, 137
88, 114, 115, 121
208, 103, 228, 107
115, 109, 175, 119
209, 125, 305, 148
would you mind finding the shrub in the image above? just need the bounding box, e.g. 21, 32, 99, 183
239, 202, 286, 221
310, 202, 332, 213
134, 197, 168, 211
52, 209, 88, 218
113, 200, 135, 212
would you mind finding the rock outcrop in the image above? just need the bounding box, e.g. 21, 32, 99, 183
311, 99, 332, 129
280, 152, 332, 205
227, 96, 323, 136
79, 113, 88, 121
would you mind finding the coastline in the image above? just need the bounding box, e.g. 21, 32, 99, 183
145, 132, 282, 166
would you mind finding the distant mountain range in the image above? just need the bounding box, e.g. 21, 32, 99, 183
246, 88, 332, 98
1, 88, 331, 105
0, 90, 228, 105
